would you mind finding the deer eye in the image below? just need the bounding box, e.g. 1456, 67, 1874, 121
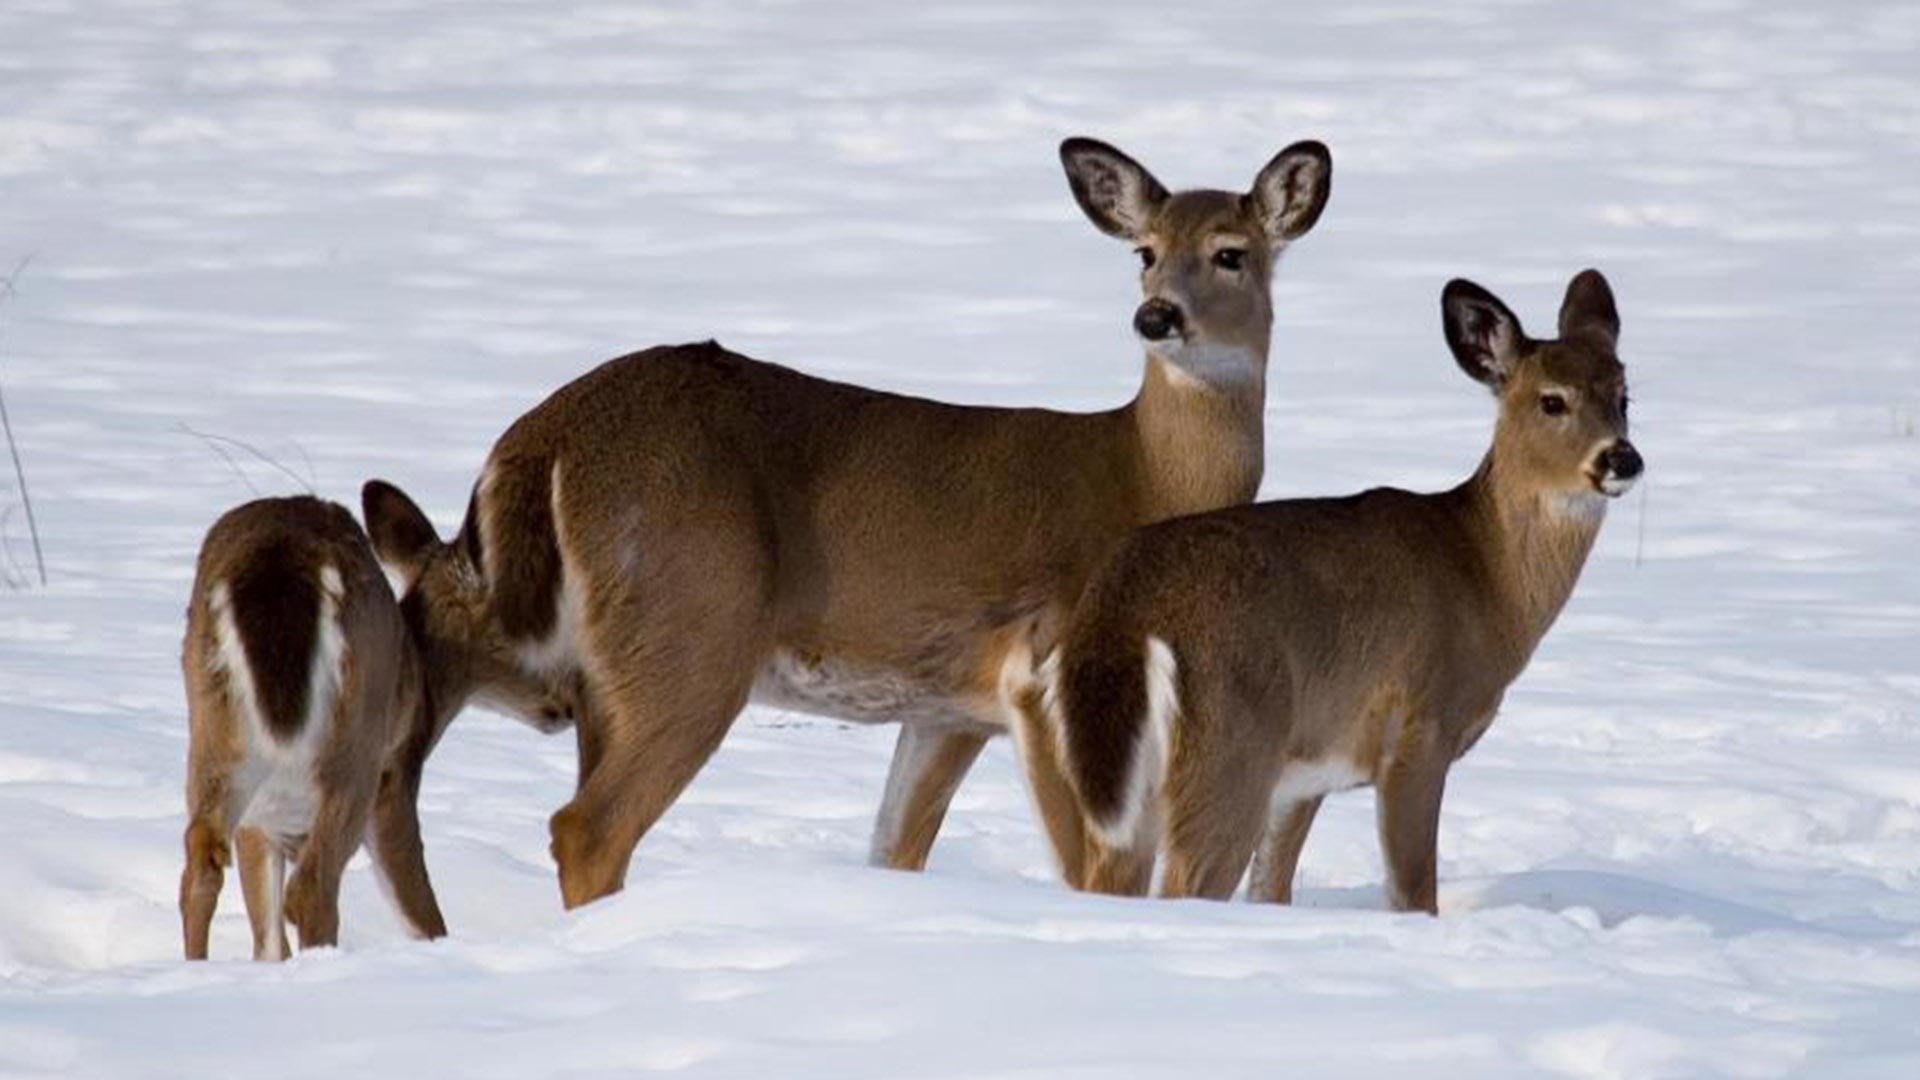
1540, 392, 1568, 416
1135, 247, 1156, 270
1213, 248, 1247, 271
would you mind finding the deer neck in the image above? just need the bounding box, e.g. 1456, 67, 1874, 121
1127, 351, 1266, 521
1464, 448, 1606, 653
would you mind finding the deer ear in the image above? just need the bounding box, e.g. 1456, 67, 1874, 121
1558, 268, 1620, 345
1059, 137, 1169, 241
1442, 279, 1527, 391
362, 479, 441, 587
1246, 140, 1332, 245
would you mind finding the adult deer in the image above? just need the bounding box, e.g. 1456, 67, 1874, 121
1007, 270, 1639, 913
363, 136, 1332, 909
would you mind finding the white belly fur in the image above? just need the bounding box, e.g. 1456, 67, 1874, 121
751, 648, 1000, 730
1267, 757, 1369, 812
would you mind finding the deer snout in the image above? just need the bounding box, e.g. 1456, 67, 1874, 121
1595, 440, 1643, 496
1133, 299, 1185, 342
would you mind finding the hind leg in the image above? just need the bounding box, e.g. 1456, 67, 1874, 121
366, 746, 448, 940
549, 668, 755, 908
180, 768, 236, 961
179, 816, 229, 961
1159, 799, 1268, 900
180, 682, 248, 960
546, 575, 769, 909
869, 725, 989, 872
1004, 669, 1091, 887
285, 776, 377, 951
1080, 819, 1158, 897
1157, 727, 1276, 901
544, 460, 780, 909
360, 680, 451, 941
236, 827, 289, 961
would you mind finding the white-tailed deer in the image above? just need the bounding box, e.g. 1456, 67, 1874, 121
179, 495, 572, 959
362, 136, 1333, 909
1007, 270, 1640, 913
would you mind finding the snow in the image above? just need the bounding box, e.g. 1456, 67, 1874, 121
2, 0, 1918, 1076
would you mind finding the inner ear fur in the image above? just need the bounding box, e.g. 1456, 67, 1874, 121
1442, 278, 1528, 391
1059, 137, 1169, 241
1246, 140, 1332, 244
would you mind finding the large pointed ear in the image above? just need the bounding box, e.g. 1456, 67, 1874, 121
1059, 137, 1169, 241
1246, 140, 1332, 245
1442, 279, 1528, 391
362, 479, 441, 587
1558, 268, 1620, 345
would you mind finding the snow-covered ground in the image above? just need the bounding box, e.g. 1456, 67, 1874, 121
3, 0, 1919, 1075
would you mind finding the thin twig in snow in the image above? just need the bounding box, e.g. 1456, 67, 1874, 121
0, 252, 47, 587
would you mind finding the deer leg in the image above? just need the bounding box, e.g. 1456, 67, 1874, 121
544, 476, 777, 909
574, 700, 609, 795
181, 677, 247, 960
548, 631, 763, 909
179, 815, 229, 961
869, 725, 989, 872
180, 753, 237, 961
1376, 725, 1448, 915
285, 775, 376, 951
236, 826, 289, 961
1004, 672, 1091, 887
1246, 794, 1324, 905
1080, 821, 1159, 897
1158, 710, 1274, 901
1159, 796, 1268, 901
365, 748, 447, 940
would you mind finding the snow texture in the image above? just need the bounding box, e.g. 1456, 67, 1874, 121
2, 0, 1918, 1076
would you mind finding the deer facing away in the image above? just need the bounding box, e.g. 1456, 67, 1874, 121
179, 495, 573, 959
362, 136, 1333, 909
1007, 270, 1641, 913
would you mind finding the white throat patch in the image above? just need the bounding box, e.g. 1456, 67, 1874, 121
1544, 488, 1609, 523
1146, 341, 1260, 389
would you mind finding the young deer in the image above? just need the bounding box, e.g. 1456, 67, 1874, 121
1007, 270, 1641, 913
362, 136, 1333, 909
179, 496, 567, 958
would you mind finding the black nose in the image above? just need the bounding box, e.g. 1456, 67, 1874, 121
1605, 441, 1643, 480
1133, 299, 1184, 341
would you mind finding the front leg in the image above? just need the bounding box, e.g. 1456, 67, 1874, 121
1375, 723, 1449, 915
869, 724, 989, 871
1246, 794, 1324, 904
